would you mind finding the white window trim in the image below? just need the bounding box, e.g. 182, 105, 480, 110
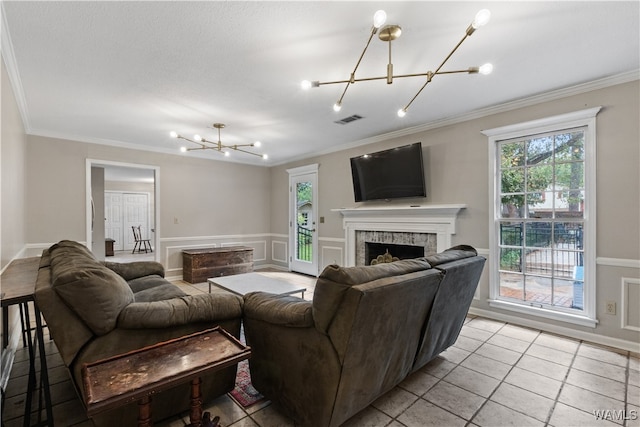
482, 107, 601, 328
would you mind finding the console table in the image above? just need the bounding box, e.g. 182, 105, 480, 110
0, 257, 53, 426
82, 327, 250, 427
182, 246, 253, 284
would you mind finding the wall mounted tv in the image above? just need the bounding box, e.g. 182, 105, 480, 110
350, 142, 426, 202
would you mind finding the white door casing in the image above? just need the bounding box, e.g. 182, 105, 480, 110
287, 164, 319, 276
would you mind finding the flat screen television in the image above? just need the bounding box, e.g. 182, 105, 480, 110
350, 142, 426, 202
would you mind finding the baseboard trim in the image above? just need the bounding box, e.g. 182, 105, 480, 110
468, 307, 640, 353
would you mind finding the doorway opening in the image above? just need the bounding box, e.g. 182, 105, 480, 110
86, 160, 160, 261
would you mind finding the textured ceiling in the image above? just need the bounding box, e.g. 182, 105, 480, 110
2, 1, 639, 167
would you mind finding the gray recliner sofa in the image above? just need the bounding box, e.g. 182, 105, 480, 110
34, 240, 244, 426
242, 245, 485, 427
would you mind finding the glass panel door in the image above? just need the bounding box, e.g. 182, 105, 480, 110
288, 167, 318, 276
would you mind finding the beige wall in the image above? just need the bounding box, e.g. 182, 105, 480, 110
1, 60, 27, 268
24, 135, 272, 276
271, 80, 640, 348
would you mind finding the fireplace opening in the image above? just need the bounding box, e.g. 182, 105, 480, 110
365, 242, 425, 265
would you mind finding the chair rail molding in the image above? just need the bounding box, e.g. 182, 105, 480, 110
333, 204, 467, 266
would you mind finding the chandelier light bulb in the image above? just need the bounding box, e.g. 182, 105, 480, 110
194, 134, 202, 142
472, 9, 491, 29
301, 80, 312, 90
254, 141, 262, 148
180, 146, 187, 153
333, 102, 342, 112
169, 131, 178, 138
373, 10, 387, 29
262, 154, 269, 160
224, 151, 230, 157
479, 63, 494, 75
397, 108, 407, 118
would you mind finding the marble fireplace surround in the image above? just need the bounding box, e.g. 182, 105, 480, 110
334, 205, 466, 266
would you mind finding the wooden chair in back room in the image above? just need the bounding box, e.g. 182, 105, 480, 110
131, 225, 153, 254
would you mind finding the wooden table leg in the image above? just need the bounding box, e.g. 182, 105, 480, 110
138, 395, 153, 427
188, 377, 203, 427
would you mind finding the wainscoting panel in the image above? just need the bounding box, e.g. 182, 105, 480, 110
622, 277, 640, 331
271, 240, 288, 264
320, 245, 344, 271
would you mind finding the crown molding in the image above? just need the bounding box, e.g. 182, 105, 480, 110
27, 127, 268, 167
1, 2, 31, 132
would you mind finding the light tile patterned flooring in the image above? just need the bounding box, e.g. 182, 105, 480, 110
2, 270, 639, 427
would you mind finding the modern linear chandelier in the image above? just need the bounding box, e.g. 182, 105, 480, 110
170, 123, 268, 159
301, 9, 493, 117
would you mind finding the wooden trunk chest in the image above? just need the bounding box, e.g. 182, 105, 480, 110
182, 246, 253, 284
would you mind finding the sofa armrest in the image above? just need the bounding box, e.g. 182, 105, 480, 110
117, 293, 242, 329
103, 261, 165, 280
244, 292, 314, 327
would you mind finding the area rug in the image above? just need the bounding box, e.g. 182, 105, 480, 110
229, 359, 265, 407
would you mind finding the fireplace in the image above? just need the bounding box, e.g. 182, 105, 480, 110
356, 230, 436, 266
333, 204, 466, 266
365, 242, 425, 265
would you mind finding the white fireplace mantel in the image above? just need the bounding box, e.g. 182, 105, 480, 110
332, 204, 467, 266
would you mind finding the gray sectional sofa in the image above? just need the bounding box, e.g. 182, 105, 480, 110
242, 245, 485, 427
34, 240, 244, 426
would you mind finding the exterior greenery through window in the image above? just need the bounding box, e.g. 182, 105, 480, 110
296, 182, 313, 261
486, 107, 599, 326
498, 128, 586, 311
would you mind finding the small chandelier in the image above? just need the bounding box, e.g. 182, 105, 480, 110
170, 123, 268, 160
301, 9, 493, 117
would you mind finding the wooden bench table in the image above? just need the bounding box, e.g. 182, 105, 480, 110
182, 246, 253, 284
82, 327, 251, 427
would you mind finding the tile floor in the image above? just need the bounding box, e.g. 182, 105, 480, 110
2, 270, 639, 427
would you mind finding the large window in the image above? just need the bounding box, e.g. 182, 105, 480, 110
484, 108, 600, 327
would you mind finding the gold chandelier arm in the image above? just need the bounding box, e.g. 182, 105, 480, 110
195, 138, 222, 151
202, 139, 259, 150
177, 135, 211, 150
401, 32, 471, 112
176, 135, 197, 144
230, 147, 267, 158
184, 146, 214, 152
316, 67, 477, 86
336, 26, 379, 107
433, 33, 469, 76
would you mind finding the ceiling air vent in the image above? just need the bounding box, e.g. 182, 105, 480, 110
334, 114, 364, 125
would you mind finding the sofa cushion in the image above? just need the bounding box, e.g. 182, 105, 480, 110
104, 261, 165, 281
425, 245, 477, 267
313, 258, 432, 333
48, 240, 97, 264
118, 293, 243, 329
53, 266, 134, 336
131, 278, 187, 303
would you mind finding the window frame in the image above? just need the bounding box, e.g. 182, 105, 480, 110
483, 107, 601, 328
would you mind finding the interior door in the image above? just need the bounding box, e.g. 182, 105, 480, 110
104, 192, 150, 251
123, 193, 150, 250
104, 192, 123, 250
288, 166, 318, 276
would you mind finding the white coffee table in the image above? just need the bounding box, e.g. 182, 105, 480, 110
208, 272, 306, 298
